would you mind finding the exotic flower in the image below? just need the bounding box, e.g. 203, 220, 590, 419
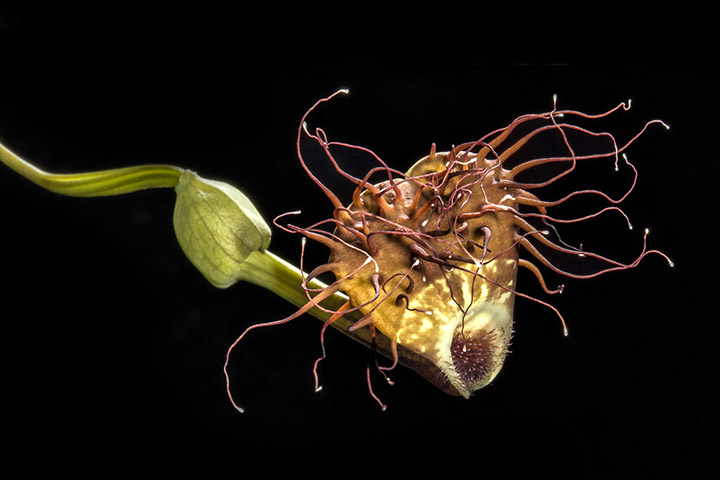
226, 91, 673, 410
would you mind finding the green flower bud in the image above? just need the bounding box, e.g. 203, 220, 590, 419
173, 170, 271, 289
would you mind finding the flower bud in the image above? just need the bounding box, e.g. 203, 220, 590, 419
173, 170, 271, 289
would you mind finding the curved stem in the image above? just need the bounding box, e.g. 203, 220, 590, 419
239, 250, 402, 354
0, 140, 183, 196
2, 136, 446, 397
237, 249, 358, 323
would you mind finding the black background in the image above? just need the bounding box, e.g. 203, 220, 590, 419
1, 17, 717, 477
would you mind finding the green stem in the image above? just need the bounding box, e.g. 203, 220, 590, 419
1, 137, 429, 378
0, 140, 183, 196
237, 249, 384, 348
238, 249, 348, 318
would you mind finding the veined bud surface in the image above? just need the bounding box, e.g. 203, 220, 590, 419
173, 170, 271, 289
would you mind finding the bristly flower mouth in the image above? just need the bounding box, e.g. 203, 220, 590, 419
451, 329, 500, 390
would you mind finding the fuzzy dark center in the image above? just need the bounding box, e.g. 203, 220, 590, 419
450, 329, 498, 386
